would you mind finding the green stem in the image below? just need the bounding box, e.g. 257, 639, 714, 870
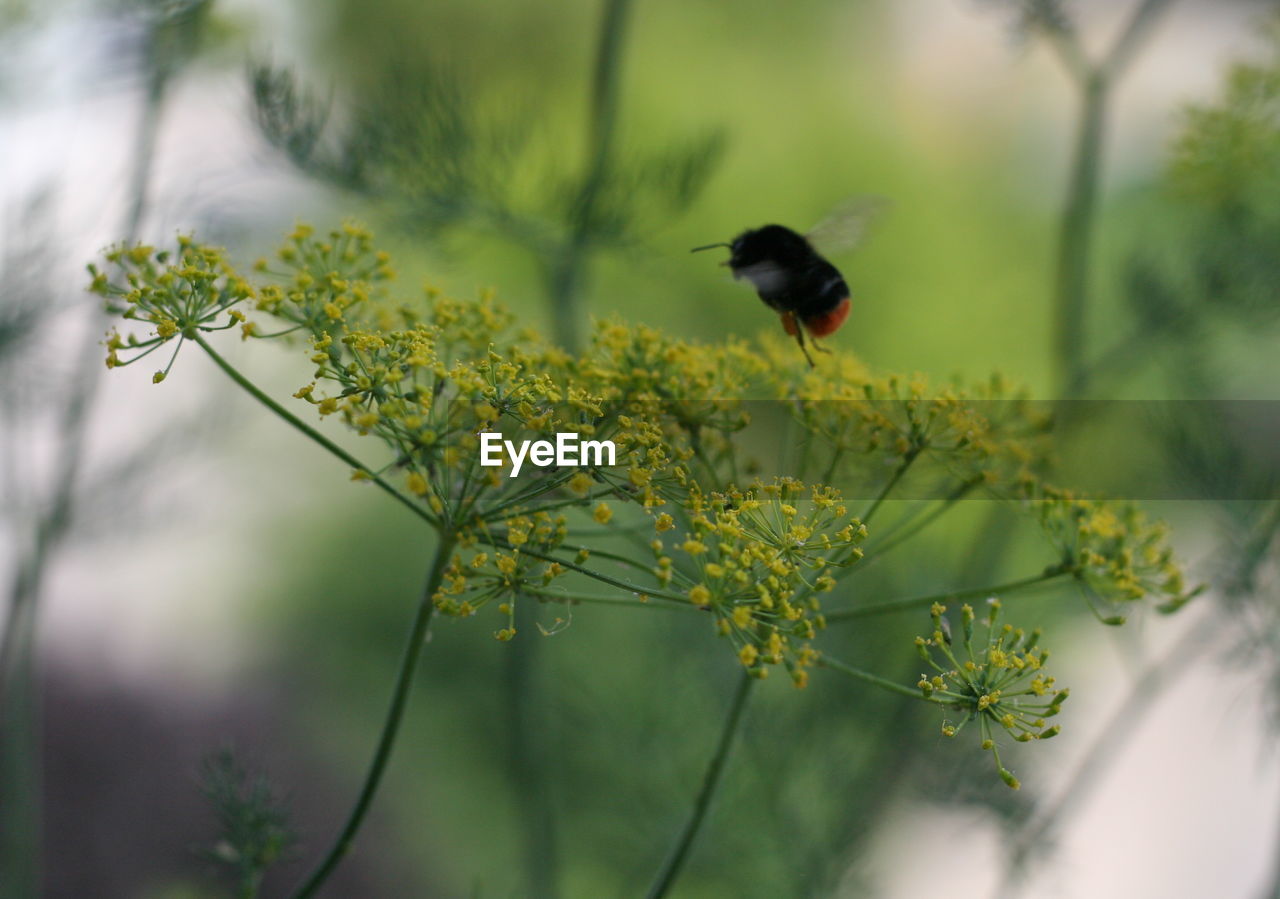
505, 600, 557, 898
824, 568, 1070, 623
545, 0, 634, 351
817, 655, 933, 701
1054, 69, 1106, 396
859, 450, 919, 526
865, 478, 982, 559
0, 20, 180, 897
479, 536, 690, 603
524, 586, 693, 611
1101, 0, 1180, 80
645, 671, 754, 899
0, 587, 39, 899
1047, 0, 1177, 398
290, 534, 455, 898
192, 335, 436, 529
552, 541, 656, 576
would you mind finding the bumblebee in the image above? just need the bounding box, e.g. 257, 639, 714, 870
693, 198, 884, 366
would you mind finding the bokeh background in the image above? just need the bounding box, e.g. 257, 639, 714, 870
3, 0, 1280, 896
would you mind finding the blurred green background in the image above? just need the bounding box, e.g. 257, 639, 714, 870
4, 1, 1280, 897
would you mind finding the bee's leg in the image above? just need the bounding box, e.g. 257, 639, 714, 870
811, 338, 833, 355
794, 324, 816, 368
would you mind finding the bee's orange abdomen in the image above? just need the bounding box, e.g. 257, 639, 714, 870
802, 296, 851, 337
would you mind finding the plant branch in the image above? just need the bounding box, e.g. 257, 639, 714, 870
864, 478, 983, 560
479, 536, 691, 604
0, 18, 181, 896
818, 655, 935, 701
505, 599, 557, 897
1102, 0, 1179, 80
645, 671, 754, 899
290, 534, 455, 898
860, 450, 920, 526
1046, 0, 1177, 396
193, 335, 437, 530
545, 0, 634, 351
1053, 68, 1106, 396
524, 586, 693, 612
824, 567, 1071, 623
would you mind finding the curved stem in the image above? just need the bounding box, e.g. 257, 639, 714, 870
505, 600, 557, 897
645, 671, 754, 899
290, 534, 455, 898
818, 655, 936, 701
524, 586, 694, 612
864, 478, 982, 560
0, 25, 177, 898
193, 336, 436, 529
824, 568, 1070, 623
545, 0, 634, 351
479, 536, 691, 604
860, 450, 919, 526
1102, 0, 1179, 80
1054, 69, 1107, 396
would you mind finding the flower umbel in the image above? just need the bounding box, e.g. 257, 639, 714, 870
916, 599, 1067, 789
1027, 484, 1202, 620
659, 478, 866, 686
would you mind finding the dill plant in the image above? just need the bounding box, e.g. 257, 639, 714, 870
88, 223, 1198, 896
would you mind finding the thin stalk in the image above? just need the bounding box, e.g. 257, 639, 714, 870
480, 536, 691, 603
645, 671, 754, 899
0, 21, 176, 898
1047, 0, 1178, 397
552, 540, 657, 576
192, 336, 436, 530
524, 586, 693, 612
860, 450, 919, 526
505, 600, 557, 898
824, 567, 1070, 623
818, 655, 933, 701
290, 534, 455, 898
1054, 69, 1106, 396
1267, 779, 1280, 899
1102, 0, 1179, 80
545, 0, 634, 351
865, 479, 982, 559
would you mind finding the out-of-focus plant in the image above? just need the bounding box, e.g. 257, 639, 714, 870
987, 16, 1280, 897
199, 748, 296, 898
0, 3, 212, 898
87, 222, 1197, 896
249, 0, 723, 355
984, 0, 1180, 395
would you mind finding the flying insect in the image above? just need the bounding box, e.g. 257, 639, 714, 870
692, 198, 885, 366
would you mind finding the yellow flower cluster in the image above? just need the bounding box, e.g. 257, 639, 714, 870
786, 370, 1052, 497
251, 222, 392, 333
653, 478, 867, 687
89, 223, 1198, 686
917, 600, 1067, 790
90, 236, 253, 378
434, 512, 571, 640
1025, 484, 1200, 619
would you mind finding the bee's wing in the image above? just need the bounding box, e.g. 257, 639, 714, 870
733, 261, 790, 293
805, 195, 890, 257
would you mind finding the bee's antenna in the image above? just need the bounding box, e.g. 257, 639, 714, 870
690, 243, 730, 253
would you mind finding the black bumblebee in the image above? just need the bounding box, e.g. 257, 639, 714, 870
693, 198, 885, 366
